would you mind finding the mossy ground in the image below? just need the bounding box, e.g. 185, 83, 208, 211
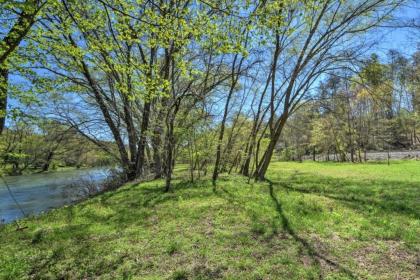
1, 161, 419, 279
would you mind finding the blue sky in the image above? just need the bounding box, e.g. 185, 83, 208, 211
373, 2, 419, 58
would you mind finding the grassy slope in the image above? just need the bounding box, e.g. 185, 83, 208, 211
1, 161, 419, 279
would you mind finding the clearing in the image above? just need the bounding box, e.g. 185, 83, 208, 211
1, 161, 419, 279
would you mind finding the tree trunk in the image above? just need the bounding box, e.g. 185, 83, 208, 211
240, 81, 271, 176
255, 117, 287, 181
240, 140, 252, 176
212, 54, 243, 186
42, 151, 54, 172
135, 102, 151, 178
228, 152, 240, 174
80, 60, 132, 180
188, 138, 194, 182
212, 91, 233, 186
152, 125, 163, 179
165, 117, 175, 192
0, 67, 7, 134
122, 98, 137, 167
0, 0, 41, 65
0, 0, 43, 135
213, 108, 231, 184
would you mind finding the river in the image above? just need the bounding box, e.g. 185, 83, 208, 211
0, 167, 112, 224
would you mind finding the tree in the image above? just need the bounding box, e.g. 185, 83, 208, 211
0, 0, 47, 134
253, 0, 403, 180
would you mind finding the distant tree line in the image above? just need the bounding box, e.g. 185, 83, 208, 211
0, 119, 114, 175
277, 50, 420, 162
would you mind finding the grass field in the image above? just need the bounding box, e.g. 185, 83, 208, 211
1, 161, 419, 279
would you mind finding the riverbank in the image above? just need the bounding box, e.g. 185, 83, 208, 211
0, 167, 113, 223
1, 161, 419, 279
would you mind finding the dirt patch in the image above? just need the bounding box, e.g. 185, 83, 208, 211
351, 240, 419, 279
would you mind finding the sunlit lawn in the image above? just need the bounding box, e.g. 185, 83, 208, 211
1, 161, 419, 279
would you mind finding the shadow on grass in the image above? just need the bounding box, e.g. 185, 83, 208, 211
77, 179, 217, 227
213, 177, 359, 279
15, 173, 411, 279
269, 171, 419, 219
266, 179, 358, 280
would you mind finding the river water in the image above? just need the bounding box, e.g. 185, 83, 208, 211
0, 168, 111, 224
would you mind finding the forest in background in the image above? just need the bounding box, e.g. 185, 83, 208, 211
1, 0, 419, 186
279, 51, 420, 161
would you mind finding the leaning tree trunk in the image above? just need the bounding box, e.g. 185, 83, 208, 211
0, 0, 43, 135
255, 116, 287, 181
80, 60, 132, 181
241, 74, 272, 176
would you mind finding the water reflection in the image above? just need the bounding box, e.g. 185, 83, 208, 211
0, 168, 110, 223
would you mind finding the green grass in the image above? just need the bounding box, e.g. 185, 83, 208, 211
1, 161, 419, 279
